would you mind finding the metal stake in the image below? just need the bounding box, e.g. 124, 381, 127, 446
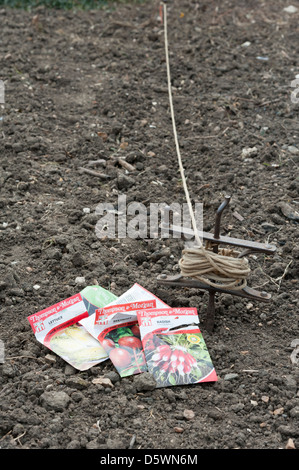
157, 196, 276, 332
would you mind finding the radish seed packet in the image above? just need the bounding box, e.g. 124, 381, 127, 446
137, 307, 218, 388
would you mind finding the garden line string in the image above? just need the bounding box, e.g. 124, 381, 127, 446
162, 1, 250, 290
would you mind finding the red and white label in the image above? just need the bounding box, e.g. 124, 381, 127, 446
137, 307, 199, 331
28, 293, 86, 338
95, 299, 156, 325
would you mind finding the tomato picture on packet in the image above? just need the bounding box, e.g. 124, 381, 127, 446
94, 298, 158, 377
99, 322, 146, 377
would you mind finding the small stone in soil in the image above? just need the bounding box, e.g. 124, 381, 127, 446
64, 364, 77, 375
40, 391, 71, 411
223, 373, 239, 381
45, 353, 56, 364
104, 371, 120, 383
75, 276, 85, 285
183, 409, 195, 420
261, 395, 270, 403
285, 438, 296, 449
66, 376, 89, 390
241, 147, 258, 158
283, 6, 298, 14
174, 427, 184, 433
261, 222, 277, 232
133, 372, 157, 391
92, 377, 114, 388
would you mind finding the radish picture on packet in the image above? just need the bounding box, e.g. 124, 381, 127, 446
137, 307, 218, 388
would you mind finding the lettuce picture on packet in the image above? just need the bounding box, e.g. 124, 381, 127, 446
28, 286, 117, 370
47, 323, 107, 370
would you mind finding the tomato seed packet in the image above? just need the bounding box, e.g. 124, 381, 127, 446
79, 283, 169, 341
27, 285, 117, 370
137, 307, 218, 388
95, 300, 156, 377
79, 283, 170, 377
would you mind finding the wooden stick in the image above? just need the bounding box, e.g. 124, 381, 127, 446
78, 167, 110, 179
116, 157, 136, 172
86, 159, 107, 167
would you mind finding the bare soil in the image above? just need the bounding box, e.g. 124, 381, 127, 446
0, 0, 298, 451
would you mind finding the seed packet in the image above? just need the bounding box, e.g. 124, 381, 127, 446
95, 300, 156, 377
137, 307, 218, 388
27, 285, 117, 370
79, 283, 169, 342
79, 283, 170, 377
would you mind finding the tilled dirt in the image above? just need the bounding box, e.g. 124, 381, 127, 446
0, 0, 298, 450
